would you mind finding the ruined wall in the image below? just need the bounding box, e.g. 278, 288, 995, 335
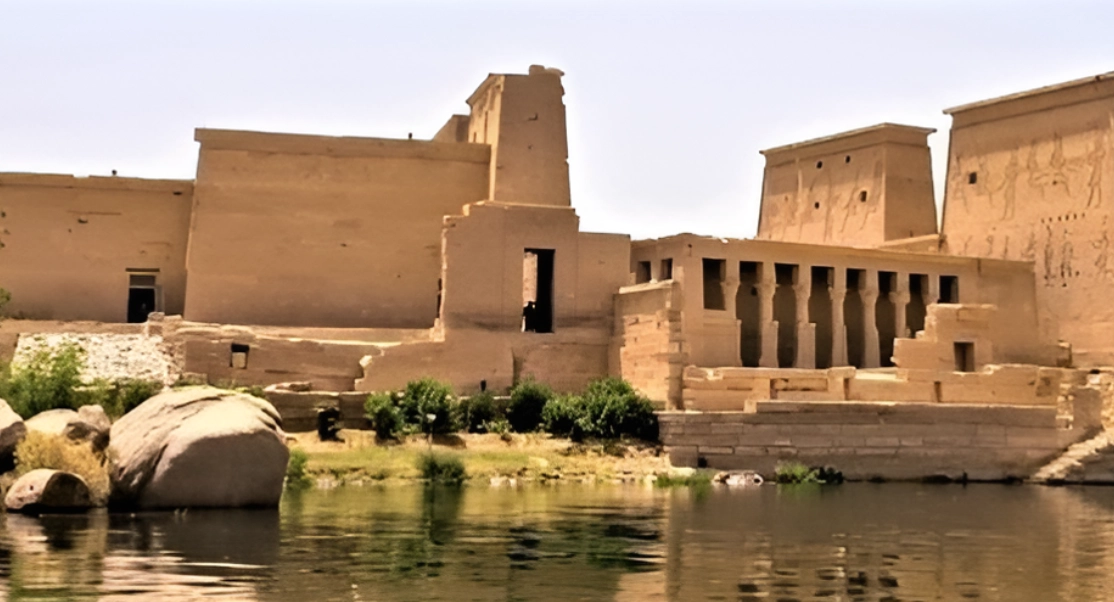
613, 281, 685, 407
941, 76, 1114, 365
184, 129, 490, 328
0, 174, 192, 322
757, 124, 937, 248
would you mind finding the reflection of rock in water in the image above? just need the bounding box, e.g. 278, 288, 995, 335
2, 511, 108, 598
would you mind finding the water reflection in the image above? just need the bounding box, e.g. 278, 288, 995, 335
4, 484, 1114, 600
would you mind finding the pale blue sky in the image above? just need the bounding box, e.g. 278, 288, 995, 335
2, 1, 1112, 239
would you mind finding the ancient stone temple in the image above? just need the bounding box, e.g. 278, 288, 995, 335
4, 66, 1114, 481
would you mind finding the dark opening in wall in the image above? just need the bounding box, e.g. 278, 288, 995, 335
814, 202, 820, 209
738, 261, 762, 367
845, 269, 866, 368
702, 258, 726, 310
907, 274, 929, 336
810, 266, 834, 369
230, 343, 250, 369
660, 258, 674, 280
816, 161, 823, 169
968, 172, 978, 185
877, 271, 897, 367
523, 249, 555, 333
859, 190, 868, 203
954, 341, 975, 372
126, 272, 159, 324
635, 261, 652, 284
845, 155, 851, 163
939, 275, 959, 303
774, 263, 798, 368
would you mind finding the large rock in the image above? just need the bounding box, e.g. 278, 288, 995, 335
5, 469, 93, 513
25, 409, 78, 437
63, 405, 112, 452
0, 399, 27, 471
108, 387, 289, 509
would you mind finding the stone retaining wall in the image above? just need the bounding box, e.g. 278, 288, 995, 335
660, 397, 1101, 481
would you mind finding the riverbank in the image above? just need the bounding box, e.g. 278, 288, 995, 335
288, 430, 673, 486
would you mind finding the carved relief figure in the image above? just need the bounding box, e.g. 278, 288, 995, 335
1021, 229, 1037, 262
1060, 229, 1074, 286
1093, 216, 1113, 278
1043, 224, 1055, 286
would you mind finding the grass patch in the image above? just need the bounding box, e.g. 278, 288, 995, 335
14, 431, 109, 505
285, 448, 312, 489
654, 471, 713, 488
774, 462, 843, 485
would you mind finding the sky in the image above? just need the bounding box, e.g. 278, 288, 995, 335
2, 0, 1113, 239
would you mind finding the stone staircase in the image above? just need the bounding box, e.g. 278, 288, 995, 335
1031, 431, 1114, 484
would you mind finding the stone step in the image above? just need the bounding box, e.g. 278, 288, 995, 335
1031, 431, 1114, 484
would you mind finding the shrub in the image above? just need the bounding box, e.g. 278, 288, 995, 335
0, 287, 10, 318
398, 378, 457, 435
286, 448, 312, 488
0, 342, 86, 419
87, 378, 163, 419
774, 462, 821, 484
541, 394, 581, 438
365, 392, 403, 440
14, 431, 110, 505
507, 378, 552, 433
417, 451, 466, 484
455, 392, 501, 433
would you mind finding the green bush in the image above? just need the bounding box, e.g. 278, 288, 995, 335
0, 342, 86, 419
286, 448, 312, 488
541, 394, 580, 438
0, 287, 10, 318
774, 462, 820, 484
398, 378, 457, 435
507, 378, 552, 433
455, 392, 501, 433
365, 392, 404, 440
86, 378, 163, 419
541, 378, 659, 442
417, 451, 466, 484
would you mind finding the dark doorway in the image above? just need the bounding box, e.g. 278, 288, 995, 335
940, 275, 959, 303
702, 258, 726, 310
738, 262, 762, 367
523, 249, 555, 333
844, 269, 865, 368
810, 266, 833, 369
877, 271, 897, 367
907, 274, 928, 336
126, 273, 158, 323
774, 264, 797, 368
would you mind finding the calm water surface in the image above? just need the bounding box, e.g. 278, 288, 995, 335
3, 483, 1114, 601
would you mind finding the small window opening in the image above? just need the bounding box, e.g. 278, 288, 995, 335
954, 342, 975, 372
814, 202, 820, 209
127, 272, 159, 324
859, 190, 868, 203
660, 258, 674, 280
968, 172, 978, 185
816, 160, 823, 169
523, 249, 555, 333
230, 343, 250, 369
635, 261, 652, 284
702, 258, 726, 310
939, 275, 959, 303
845, 155, 851, 163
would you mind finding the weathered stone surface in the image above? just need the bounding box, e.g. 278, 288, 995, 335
63, 405, 112, 451
0, 399, 27, 471
4, 469, 93, 513
25, 409, 79, 436
108, 387, 288, 509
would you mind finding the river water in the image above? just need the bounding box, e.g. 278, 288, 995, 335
2, 483, 1114, 601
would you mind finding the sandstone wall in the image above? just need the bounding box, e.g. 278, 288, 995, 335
941, 75, 1114, 365
659, 400, 1091, 481
184, 129, 490, 329
0, 174, 192, 322
613, 281, 685, 407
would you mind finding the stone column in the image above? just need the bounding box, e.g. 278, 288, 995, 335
861, 269, 881, 369
793, 268, 815, 369
722, 276, 742, 367
758, 263, 779, 368
923, 274, 940, 308
829, 269, 848, 367
892, 273, 912, 339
